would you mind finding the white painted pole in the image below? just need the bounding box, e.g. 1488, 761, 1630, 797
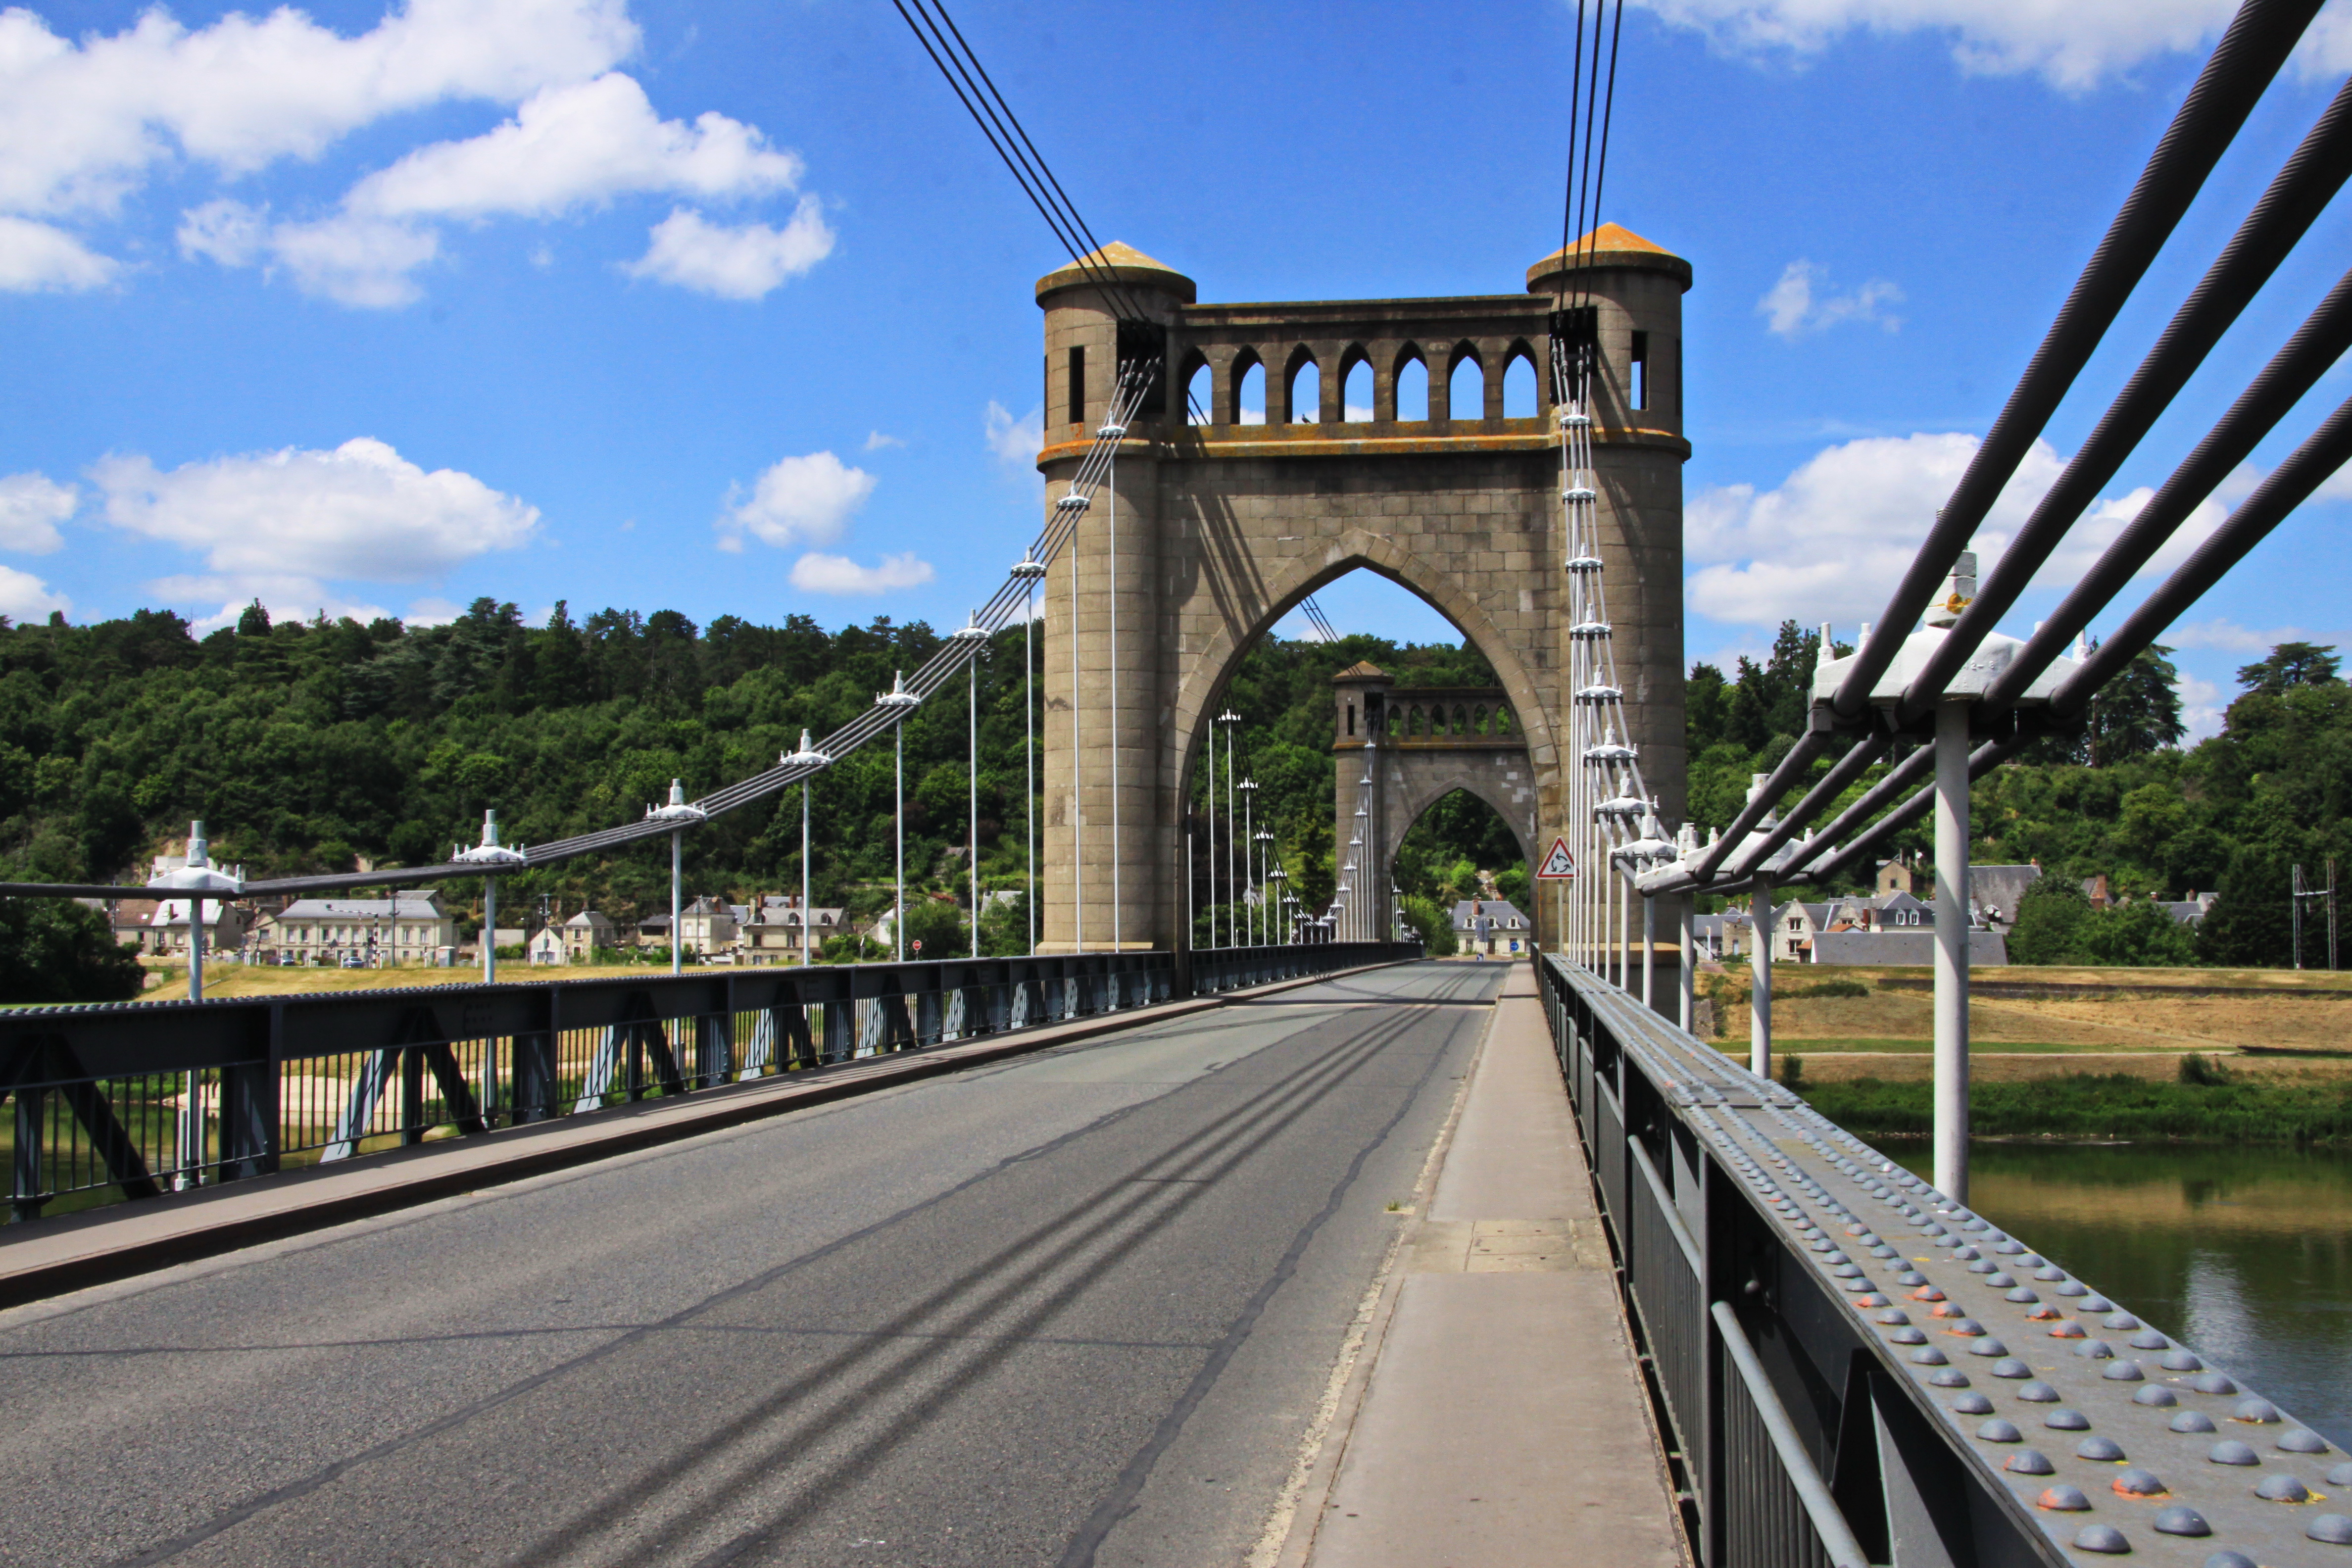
1678, 900, 1695, 1032
1225, 718, 1237, 950
1642, 891, 1655, 1010
1072, 530, 1083, 956
802, 779, 813, 968
182, 889, 204, 1189
970, 654, 980, 959
895, 721, 907, 963
484, 879, 497, 985
670, 830, 682, 976
1025, 583, 1035, 956
1243, 786, 1254, 947
1750, 881, 1772, 1081
1934, 698, 1972, 1202
1109, 441, 1122, 955
1205, 719, 1217, 949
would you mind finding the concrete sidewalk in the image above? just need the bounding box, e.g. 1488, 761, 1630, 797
1294, 966, 1689, 1567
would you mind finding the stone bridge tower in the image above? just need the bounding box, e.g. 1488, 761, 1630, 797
1034, 229, 1690, 958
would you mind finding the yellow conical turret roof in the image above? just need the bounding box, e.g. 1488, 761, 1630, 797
1036, 242, 1197, 304
1527, 223, 1691, 293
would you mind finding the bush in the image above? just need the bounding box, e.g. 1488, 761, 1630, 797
1775, 978, 1868, 999
1400, 894, 1457, 956
904, 897, 969, 959
0, 897, 145, 1004
2178, 1052, 2235, 1086
1780, 1053, 1807, 1089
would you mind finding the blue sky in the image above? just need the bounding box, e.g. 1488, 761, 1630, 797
2, 0, 2349, 737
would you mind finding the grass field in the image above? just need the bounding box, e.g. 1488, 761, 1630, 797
1698, 963, 2352, 1060
136, 960, 772, 1003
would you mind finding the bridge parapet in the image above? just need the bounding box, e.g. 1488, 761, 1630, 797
1538, 954, 2350, 1568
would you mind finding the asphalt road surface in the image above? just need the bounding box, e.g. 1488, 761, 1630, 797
0, 961, 1506, 1568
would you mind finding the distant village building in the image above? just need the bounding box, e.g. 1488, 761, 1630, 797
676, 895, 738, 955
1452, 898, 1530, 954
741, 896, 846, 963
117, 897, 252, 957
527, 926, 567, 966
559, 910, 617, 961
267, 890, 456, 965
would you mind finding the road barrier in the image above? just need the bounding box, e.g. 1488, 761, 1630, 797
0, 943, 1420, 1223
1537, 953, 2350, 1568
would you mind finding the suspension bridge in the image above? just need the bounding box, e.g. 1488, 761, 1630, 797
5, 0, 2352, 1563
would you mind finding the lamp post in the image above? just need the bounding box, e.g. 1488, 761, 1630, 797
147, 821, 242, 1189
782, 731, 831, 967
876, 671, 920, 962
1011, 550, 1046, 956
952, 617, 988, 959
1218, 709, 1240, 947
645, 781, 706, 975
1255, 829, 1274, 948
1236, 777, 1258, 948
454, 809, 527, 983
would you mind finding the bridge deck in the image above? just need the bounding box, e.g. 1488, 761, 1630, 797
0, 961, 1683, 1567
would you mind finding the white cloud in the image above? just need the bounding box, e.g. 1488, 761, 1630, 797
2178, 673, 2227, 741
788, 551, 935, 594
0, 473, 74, 553
180, 199, 439, 305
622, 200, 833, 299
264, 213, 441, 307
985, 401, 1042, 465
0, 565, 69, 622
2167, 618, 2313, 653
0, 0, 637, 221
0, 216, 118, 292
404, 596, 464, 626
345, 73, 801, 220
1759, 260, 1902, 339
154, 576, 397, 633
863, 431, 905, 451
1685, 430, 2226, 628
177, 71, 822, 306
717, 451, 875, 552
95, 437, 539, 586
1631, 0, 2240, 88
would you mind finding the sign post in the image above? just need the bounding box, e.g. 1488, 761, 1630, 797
1537, 837, 1577, 958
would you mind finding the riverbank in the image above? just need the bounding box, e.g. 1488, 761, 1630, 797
1796, 1069, 2352, 1144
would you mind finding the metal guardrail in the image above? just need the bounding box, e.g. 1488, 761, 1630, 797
0, 942, 1420, 1223
1536, 953, 2352, 1568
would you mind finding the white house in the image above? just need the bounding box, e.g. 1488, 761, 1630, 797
268, 890, 456, 965
1451, 898, 1531, 954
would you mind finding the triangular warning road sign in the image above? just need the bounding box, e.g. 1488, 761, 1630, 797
1537, 838, 1577, 880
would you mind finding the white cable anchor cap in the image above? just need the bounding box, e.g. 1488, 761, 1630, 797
645, 779, 707, 825
454, 807, 529, 864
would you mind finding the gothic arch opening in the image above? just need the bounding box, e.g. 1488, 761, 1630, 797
1394, 345, 1429, 421
1285, 346, 1320, 424
1176, 565, 1539, 955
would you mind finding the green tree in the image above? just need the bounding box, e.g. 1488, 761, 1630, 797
0, 898, 145, 1003
2008, 877, 2092, 966
2197, 847, 2296, 968
2235, 641, 2340, 697
2086, 643, 2184, 766
904, 896, 968, 958
1400, 894, 1457, 955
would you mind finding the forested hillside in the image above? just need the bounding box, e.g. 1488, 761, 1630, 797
1685, 624, 2349, 968
7, 594, 2338, 971
0, 600, 1513, 950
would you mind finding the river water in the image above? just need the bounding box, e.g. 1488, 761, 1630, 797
1886, 1141, 2352, 1449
